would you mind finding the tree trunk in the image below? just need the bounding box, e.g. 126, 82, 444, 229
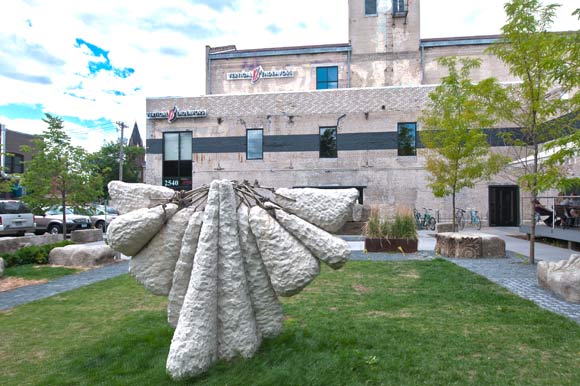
61, 190, 67, 241
452, 192, 456, 232
529, 195, 536, 265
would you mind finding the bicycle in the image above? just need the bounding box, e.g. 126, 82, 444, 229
457, 208, 481, 230
414, 207, 437, 231
455, 208, 466, 230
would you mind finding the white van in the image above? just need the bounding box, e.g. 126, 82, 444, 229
0, 200, 36, 236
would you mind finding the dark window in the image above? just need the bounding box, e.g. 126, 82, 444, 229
320, 127, 337, 158
5, 153, 24, 174
365, 0, 377, 15
163, 132, 192, 190
316, 66, 338, 90
397, 122, 416, 156
393, 0, 406, 14
0, 201, 31, 214
246, 129, 263, 160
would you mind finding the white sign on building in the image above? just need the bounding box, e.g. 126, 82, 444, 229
226, 65, 294, 84
146, 106, 207, 123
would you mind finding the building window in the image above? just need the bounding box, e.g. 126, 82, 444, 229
163, 132, 192, 190
393, 0, 407, 15
246, 129, 263, 160
316, 66, 338, 90
365, 0, 377, 15
320, 127, 337, 158
5, 153, 24, 174
397, 122, 416, 156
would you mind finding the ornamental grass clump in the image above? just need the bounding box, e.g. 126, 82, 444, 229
363, 208, 383, 239
363, 207, 417, 240
387, 208, 418, 240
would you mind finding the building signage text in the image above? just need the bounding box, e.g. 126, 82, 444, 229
146, 106, 207, 123
226, 65, 294, 84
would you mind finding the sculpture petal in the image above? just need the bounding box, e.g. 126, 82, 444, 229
238, 204, 284, 339
216, 180, 260, 359
107, 204, 178, 257
249, 206, 320, 297
275, 209, 350, 269
168, 211, 204, 327
166, 182, 220, 380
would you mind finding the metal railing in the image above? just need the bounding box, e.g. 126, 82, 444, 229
521, 195, 580, 230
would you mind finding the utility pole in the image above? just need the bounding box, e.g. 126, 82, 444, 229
116, 121, 127, 181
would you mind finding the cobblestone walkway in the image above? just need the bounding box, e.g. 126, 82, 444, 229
0, 261, 129, 311
350, 250, 580, 324
448, 253, 580, 324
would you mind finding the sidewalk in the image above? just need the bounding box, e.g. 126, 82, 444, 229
0, 261, 129, 311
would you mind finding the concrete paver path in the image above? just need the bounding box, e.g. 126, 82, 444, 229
0, 261, 128, 311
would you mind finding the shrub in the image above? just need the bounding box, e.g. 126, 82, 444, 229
1, 241, 74, 267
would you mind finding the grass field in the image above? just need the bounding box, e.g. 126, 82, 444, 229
1, 259, 580, 385
3, 264, 81, 281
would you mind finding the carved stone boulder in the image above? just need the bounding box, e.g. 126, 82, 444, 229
537, 254, 580, 303
435, 233, 505, 259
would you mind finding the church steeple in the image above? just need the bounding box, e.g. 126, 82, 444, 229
128, 122, 143, 148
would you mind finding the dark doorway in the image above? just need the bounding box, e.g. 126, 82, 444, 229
488, 185, 519, 226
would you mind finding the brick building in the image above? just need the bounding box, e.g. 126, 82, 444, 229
0, 124, 36, 198
145, 0, 526, 226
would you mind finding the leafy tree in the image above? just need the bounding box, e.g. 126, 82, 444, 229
89, 141, 144, 198
487, 0, 580, 264
420, 57, 509, 231
545, 7, 580, 190
0, 149, 20, 194
20, 114, 103, 239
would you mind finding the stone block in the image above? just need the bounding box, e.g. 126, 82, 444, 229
49, 244, 117, 266
0, 234, 62, 255
435, 232, 505, 259
537, 254, 580, 303
71, 229, 103, 243
352, 203, 364, 222
436, 223, 456, 233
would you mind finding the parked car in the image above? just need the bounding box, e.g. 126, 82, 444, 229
85, 205, 119, 231
34, 206, 92, 235
0, 200, 36, 236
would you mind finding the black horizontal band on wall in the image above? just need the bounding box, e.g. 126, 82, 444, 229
146, 129, 520, 155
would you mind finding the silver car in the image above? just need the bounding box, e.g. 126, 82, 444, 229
0, 200, 36, 236
86, 205, 119, 231
34, 206, 92, 235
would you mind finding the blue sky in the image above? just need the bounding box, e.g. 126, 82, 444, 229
0, 0, 578, 152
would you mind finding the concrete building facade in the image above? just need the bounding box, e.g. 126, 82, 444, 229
146, 0, 524, 226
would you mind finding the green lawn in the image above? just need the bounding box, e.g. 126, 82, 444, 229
1, 259, 580, 386
3, 264, 81, 281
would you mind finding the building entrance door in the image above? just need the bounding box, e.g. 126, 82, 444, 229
488, 185, 519, 226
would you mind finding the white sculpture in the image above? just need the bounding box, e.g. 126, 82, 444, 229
106, 179, 358, 380
537, 254, 580, 303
